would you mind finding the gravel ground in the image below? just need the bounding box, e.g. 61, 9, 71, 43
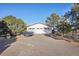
1, 35, 79, 56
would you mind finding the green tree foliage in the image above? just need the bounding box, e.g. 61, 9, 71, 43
57, 17, 71, 36
72, 5, 79, 12
51, 13, 60, 22
64, 4, 79, 38
2, 15, 27, 35
45, 13, 60, 30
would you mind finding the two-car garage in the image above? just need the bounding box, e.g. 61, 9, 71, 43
27, 23, 52, 34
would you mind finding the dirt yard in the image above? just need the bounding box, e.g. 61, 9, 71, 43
1, 35, 79, 56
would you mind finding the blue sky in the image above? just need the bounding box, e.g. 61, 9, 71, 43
0, 3, 72, 25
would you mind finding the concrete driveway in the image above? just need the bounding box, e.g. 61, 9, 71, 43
1, 35, 79, 56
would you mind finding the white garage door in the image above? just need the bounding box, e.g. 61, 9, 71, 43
27, 28, 51, 34
34, 29, 45, 34
33, 29, 51, 34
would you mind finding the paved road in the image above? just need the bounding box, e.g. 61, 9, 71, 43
1, 35, 79, 56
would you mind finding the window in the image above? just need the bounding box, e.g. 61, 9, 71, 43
32, 28, 35, 29
40, 28, 42, 29
29, 28, 31, 29
29, 28, 35, 30
44, 28, 49, 29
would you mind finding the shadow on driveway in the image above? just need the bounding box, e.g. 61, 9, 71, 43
0, 36, 16, 54
44, 34, 73, 42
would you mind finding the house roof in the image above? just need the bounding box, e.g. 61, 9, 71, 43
27, 23, 48, 27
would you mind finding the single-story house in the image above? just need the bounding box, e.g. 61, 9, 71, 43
27, 23, 52, 34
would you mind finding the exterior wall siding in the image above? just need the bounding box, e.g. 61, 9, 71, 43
27, 23, 52, 34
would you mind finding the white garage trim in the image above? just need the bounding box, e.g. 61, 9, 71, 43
27, 23, 52, 34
